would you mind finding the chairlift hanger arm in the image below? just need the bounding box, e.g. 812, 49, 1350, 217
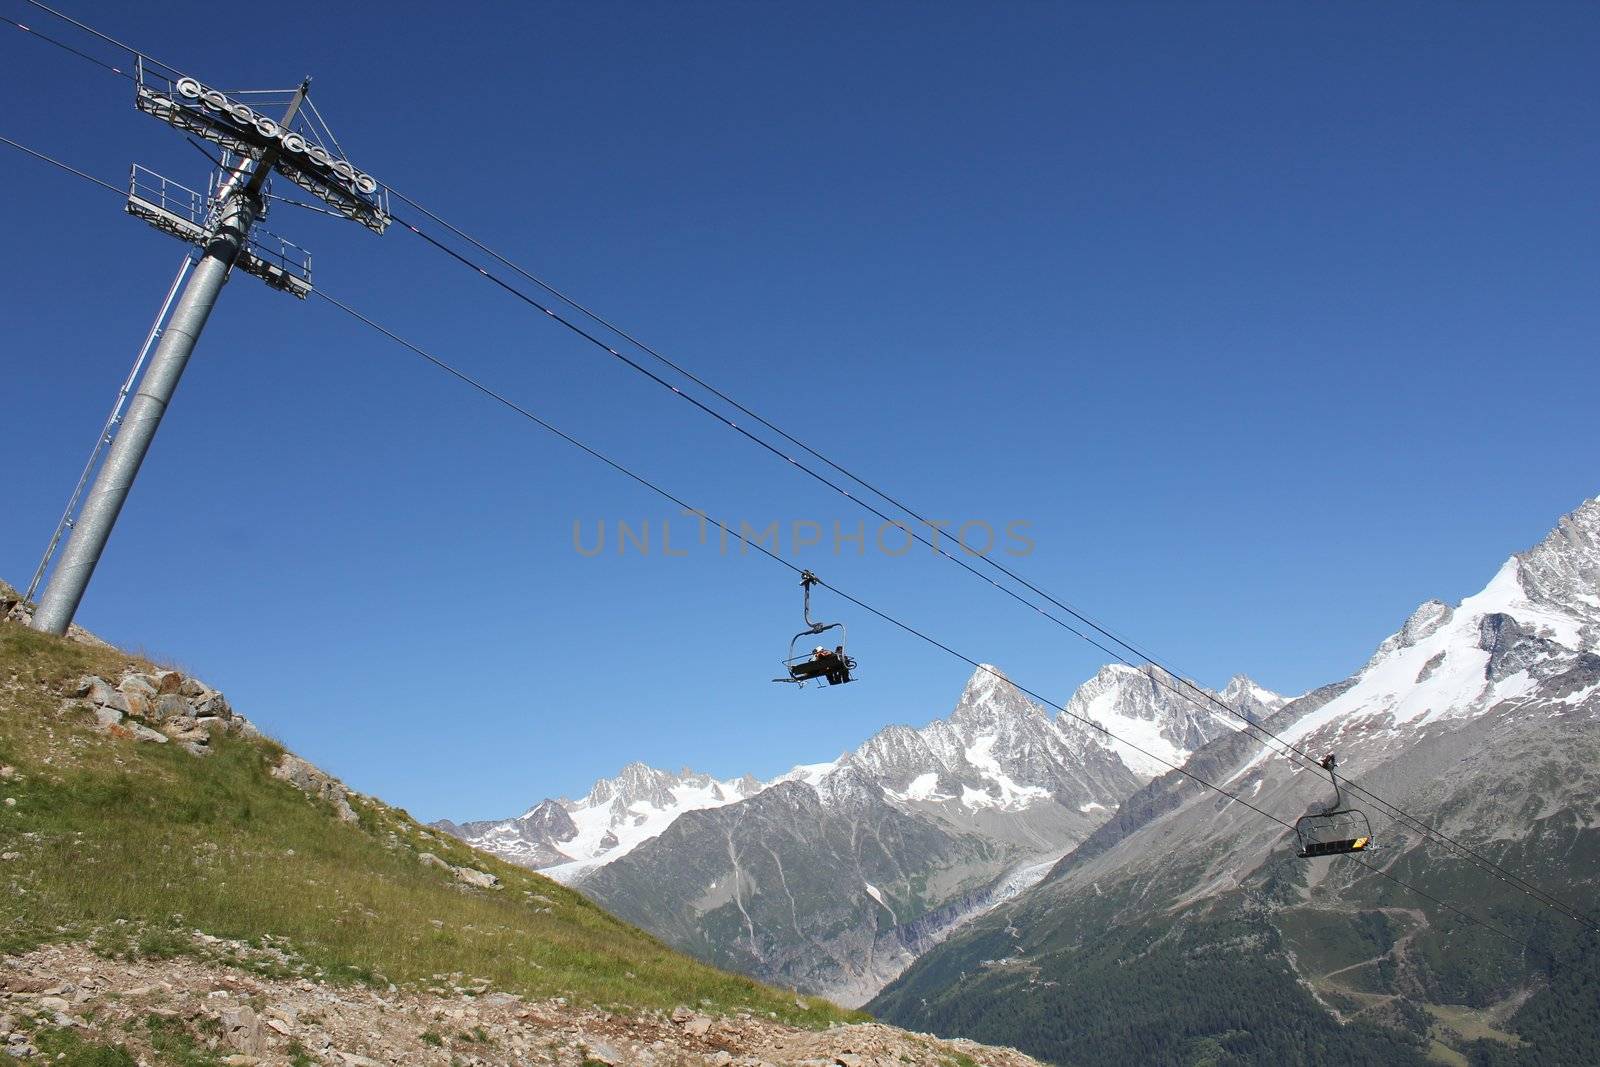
800, 569, 821, 630
1320, 752, 1347, 813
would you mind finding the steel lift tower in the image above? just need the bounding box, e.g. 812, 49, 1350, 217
30, 60, 388, 635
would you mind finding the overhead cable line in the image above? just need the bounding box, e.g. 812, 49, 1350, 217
18, 0, 179, 76
308, 283, 1538, 957
384, 205, 1600, 934
0, 133, 124, 196
370, 132, 1579, 924
5, 9, 1588, 937
2, 11, 131, 79
13, 0, 1570, 931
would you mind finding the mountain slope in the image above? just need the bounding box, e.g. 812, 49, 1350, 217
0, 589, 1061, 1065
0, 614, 840, 1022
870, 496, 1600, 1066
581, 771, 1011, 1006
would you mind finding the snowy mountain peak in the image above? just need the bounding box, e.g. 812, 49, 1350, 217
1218, 674, 1289, 719
1364, 599, 1457, 668
813, 764, 887, 813
951, 665, 1036, 728
1060, 663, 1234, 780
1401, 600, 1455, 647
517, 798, 577, 840
1514, 495, 1600, 633
581, 761, 660, 806
1244, 497, 1600, 769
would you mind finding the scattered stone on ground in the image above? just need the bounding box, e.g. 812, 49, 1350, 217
0, 941, 1042, 1066
415, 851, 502, 890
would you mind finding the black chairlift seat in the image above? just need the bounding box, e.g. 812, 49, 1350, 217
772, 571, 859, 688
783, 650, 857, 685
1295, 753, 1374, 859
1295, 808, 1373, 858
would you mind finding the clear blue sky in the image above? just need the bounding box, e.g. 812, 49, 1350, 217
4, 1, 1596, 823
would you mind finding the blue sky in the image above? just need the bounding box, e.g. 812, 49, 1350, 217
3, 1, 1596, 823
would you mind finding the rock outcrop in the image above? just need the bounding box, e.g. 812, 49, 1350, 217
71, 667, 251, 759
270, 753, 361, 824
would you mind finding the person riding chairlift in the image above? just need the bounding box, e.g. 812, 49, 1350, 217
810, 645, 843, 683
813, 644, 850, 685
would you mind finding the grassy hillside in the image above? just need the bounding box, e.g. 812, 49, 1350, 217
0, 619, 857, 1027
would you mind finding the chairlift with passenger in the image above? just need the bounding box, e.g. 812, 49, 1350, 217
773, 571, 857, 688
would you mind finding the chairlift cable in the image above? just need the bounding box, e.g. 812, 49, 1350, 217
0, 133, 124, 196
20, 0, 181, 77
385, 206, 1599, 932
2, 20, 1587, 941
1, 12, 132, 80
11, 0, 1575, 929
309, 284, 1538, 956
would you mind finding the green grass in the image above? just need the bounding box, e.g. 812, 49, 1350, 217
0, 1027, 138, 1066
0, 620, 861, 1026
137, 1014, 227, 1067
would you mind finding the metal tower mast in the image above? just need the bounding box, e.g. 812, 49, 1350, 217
32, 63, 388, 635
24, 253, 194, 607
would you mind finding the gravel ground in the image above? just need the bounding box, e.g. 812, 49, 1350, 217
0, 939, 1042, 1067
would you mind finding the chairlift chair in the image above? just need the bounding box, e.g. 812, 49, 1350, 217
773, 571, 857, 688
1294, 753, 1374, 858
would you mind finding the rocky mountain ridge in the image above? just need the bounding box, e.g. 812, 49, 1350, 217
445, 662, 1274, 884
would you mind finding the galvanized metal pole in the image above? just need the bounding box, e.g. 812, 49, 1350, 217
25, 253, 195, 605
31, 83, 312, 636
30, 190, 259, 635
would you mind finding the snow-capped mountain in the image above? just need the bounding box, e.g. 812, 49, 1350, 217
1220, 672, 1292, 720
843, 664, 1139, 815
442, 659, 1277, 1004
1060, 662, 1244, 778
438, 762, 763, 879
872, 496, 1600, 1066
1232, 497, 1600, 779
442, 662, 1269, 886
